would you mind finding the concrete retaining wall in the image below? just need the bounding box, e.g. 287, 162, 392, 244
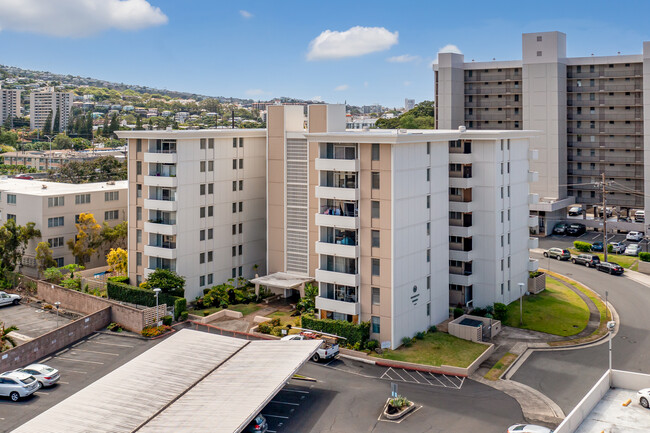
187, 309, 243, 324
637, 260, 650, 275
0, 307, 111, 372
449, 314, 501, 342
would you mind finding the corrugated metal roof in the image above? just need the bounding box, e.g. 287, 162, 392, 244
13, 329, 319, 433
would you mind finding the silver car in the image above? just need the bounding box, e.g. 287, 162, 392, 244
0, 291, 21, 307
0, 371, 39, 401
17, 364, 60, 387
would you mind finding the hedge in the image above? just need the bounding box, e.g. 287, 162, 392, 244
107, 280, 187, 319
301, 314, 370, 347
574, 241, 592, 252
640, 252, 650, 262
107, 275, 129, 284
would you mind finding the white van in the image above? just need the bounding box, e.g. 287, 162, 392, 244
635, 210, 645, 222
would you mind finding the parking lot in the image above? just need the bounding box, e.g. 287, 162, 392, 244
540, 231, 650, 253
0, 303, 73, 342
0, 332, 160, 432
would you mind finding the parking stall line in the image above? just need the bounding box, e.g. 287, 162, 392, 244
59, 369, 87, 374
416, 371, 434, 385
55, 357, 104, 365
90, 341, 134, 348
269, 401, 300, 406
279, 389, 309, 394
70, 349, 120, 356
263, 414, 289, 419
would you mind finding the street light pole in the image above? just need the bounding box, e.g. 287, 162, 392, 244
518, 282, 525, 325
607, 320, 616, 386
154, 288, 162, 325
54, 301, 61, 327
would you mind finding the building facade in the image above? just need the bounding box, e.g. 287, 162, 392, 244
116, 129, 267, 300
2, 149, 125, 171
30, 87, 74, 132
0, 86, 22, 124
434, 31, 650, 232
267, 104, 537, 348
0, 179, 127, 277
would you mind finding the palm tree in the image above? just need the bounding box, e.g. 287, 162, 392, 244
0, 322, 18, 352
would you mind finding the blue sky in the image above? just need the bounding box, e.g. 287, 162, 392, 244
0, 0, 649, 107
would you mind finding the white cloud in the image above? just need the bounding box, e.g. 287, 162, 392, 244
334, 84, 349, 91
311, 96, 323, 102
0, 0, 167, 37
239, 10, 253, 19
245, 89, 267, 96
387, 54, 421, 63
307, 26, 398, 61
438, 44, 462, 54
403, 81, 411, 86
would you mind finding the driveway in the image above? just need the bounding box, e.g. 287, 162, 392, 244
0, 303, 73, 343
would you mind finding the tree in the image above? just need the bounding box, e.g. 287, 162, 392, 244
140, 268, 185, 297
53, 133, 74, 149
35, 241, 56, 277
296, 282, 317, 313
135, 115, 144, 130
106, 248, 127, 275
0, 322, 18, 352
3, 115, 11, 129
108, 113, 119, 137
42, 110, 53, 136
100, 220, 127, 250
375, 100, 435, 130
0, 219, 41, 273
52, 110, 60, 133
72, 137, 92, 151
43, 267, 64, 284
102, 114, 109, 137
66, 212, 101, 267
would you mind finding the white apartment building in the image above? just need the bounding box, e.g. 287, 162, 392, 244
30, 87, 74, 132
116, 129, 267, 300
0, 86, 22, 124
266, 104, 537, 348
405, 98, 416, 111
0, 179, 127, 277
434, 31, 650, 232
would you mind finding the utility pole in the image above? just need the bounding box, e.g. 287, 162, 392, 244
602, 173, 608, 262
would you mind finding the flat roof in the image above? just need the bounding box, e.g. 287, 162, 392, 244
573, 388, 650, 433
0, 179, 127, 196
305, 128, 541, 143
13, 329, 320, 433
116, 129, 267, 139
251, 272, 313, 289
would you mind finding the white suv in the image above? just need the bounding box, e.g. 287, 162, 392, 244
626, 231, 644, 242
0, 291, 21, 307
0, 371, 39, 401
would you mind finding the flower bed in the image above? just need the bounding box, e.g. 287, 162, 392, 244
383, 396, 415, 420
141, 325, 172, 338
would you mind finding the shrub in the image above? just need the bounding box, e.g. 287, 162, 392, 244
529, 271, 543, 278
389, 395, 411, 410
107, 280, 182, 310
141, 325, 172, 337
271, 326, 289, 337
301, 314, 370, 347
607, 244, 613, 253
61, 277, 81, 291
415, 331, 425, 340
453, 307, 464, 319
107, 322, 123, 332
43, 267, 63, 284
257, 321, 273, 334
179, 311, 189, 321
471, 307, 487, 317
162, 315, 173, 326
269, 317, 281, 327
428, 325, 437, 333
493, 303, 508, 322
574, 241, 592, 253
401, 337, 413, 347
173, 297, 187, 320
365, 339, 379, 351
140, 268, 185, 297
640, 252, 650, 262
107, 275, 129, 284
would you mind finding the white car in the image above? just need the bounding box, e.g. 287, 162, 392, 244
0, 291, 21, 307
625, 244, 641, 256
0, 371, 39, 402
568, 206, 583, 216
638, 388, 650, 408
507, 424, 553, 433
608, 242, 627, 254
16, 364, 60, 388
281, 333, 340, 362
626, 231, 644, 242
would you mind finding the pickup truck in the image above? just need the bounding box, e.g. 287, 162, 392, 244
281, 332, 340, 362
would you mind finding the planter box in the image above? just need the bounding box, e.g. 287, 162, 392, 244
383, 398, 415, 420
638, 260, 650, 275
528, 273, 546, 294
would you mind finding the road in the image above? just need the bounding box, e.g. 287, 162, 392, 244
512, 236, 650, 413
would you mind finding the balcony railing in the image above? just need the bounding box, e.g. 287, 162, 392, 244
148, 218, 176, 225
148, 241, 176, 249
320, 206, 358, 217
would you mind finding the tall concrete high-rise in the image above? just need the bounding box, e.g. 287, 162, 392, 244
30, 87, 73, 132
0, 85, 21, 125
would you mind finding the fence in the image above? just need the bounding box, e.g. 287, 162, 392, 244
0, 307, 111, 372
143, 304, 168, 327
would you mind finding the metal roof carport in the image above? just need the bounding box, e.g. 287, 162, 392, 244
12, 329, 320, 433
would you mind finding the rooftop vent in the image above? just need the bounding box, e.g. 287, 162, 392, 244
41, 184, 47, 189
458, 125, 467, 133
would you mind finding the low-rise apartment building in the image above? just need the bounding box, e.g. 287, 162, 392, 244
115, 129, 267, 300
0, 179, 128, 277
2, 149, 125, 171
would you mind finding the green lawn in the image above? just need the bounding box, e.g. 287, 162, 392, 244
189, 303, 261, 317
188, 306, 222, 317
503, 278, 589, 336
569, 249, 638, 269
371, 332, 488, 368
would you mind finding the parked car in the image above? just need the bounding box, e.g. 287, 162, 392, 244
638, 388, 650, 408
608, 242, 626, 254
552, 223, 567, 235
635, 210, 645, 223
542, 248, 571, 261
618, 216, 631, 223
566, 223, 586, 236
243, 414, 268, 433
16, 364, 60, 388
0, 291, 21, 307
591, 242, 604, 252
596, 261, 624, 275
13, 174, 33, 180
626, 231, 644, 242
596, 206, 614, 218
507, 424, 553, 433
568, 206, 584, 216
572, 254, 600, 268
281, 332, 340, 362
0, 371, 39, 402
625, 244, 641, 256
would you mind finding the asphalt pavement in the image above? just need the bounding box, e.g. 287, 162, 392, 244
0, 303, 73, 341
512, 239, 650, 413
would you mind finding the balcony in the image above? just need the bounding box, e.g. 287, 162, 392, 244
315, 186, 359, 201
449, 250, 473, 262
144, 198, 178, 212
315, 296, 360, 316
449, 225, 473, 238
528, 171, 539, 183
144, 244, 177, 260
528, 258, 539, 272
315, 269, 360, 287
144, 175, 178, 188
528, 215, 539, 228
449, 273, 472, 286
144, 221, 177, 236
315, 158, 359, 173
144, 152, 177, 164
449, 177, 472, 189
528, 237, 539, 250
449, 201, 474, 213
315, 213, 359, 230
528, 193, 539, 205
315, 241, 359, 259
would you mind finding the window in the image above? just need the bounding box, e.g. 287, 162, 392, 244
500, 187, 504, 199
7, 194, 16, 204
507, 186, 510, 197
372, 287, 380, 305
208, 183, 214, 194
238, 223, 242, 233
426, 222, 430, 236
200, 207, 206, 218
208, 228, 213, 240
239, 180, 243, 191
136, 161, 142, 175
75, 194, 90, 205
208, 251, 213, 262
200, 230, 205, 241
501, 283, 504, 295
200, 253, 205, 264
426, 195, 430, 209
426, 168, 430, 182
208, 138, 214, 149
233, 138, 237, 148
48, 237, 65, 248
200, 161, 206, 172
371, 143, 380, 161
239, 202, 243, 212
536, 51, 542, 57
232, 203, 237, 213
200, 275, 205, 286
371, 230, 380, 248
238, 266, 242, 277
232, 181, 237, 192
232, 159, 237, 169
48, 216, 64, 227
48, 196, 65, 207
536, 35, 542, 42
200, 138, 206, 149
232, 246, 237, 257
238, 159, 243, 169
426, 142, 430, 155
232, 224, 237, 235
104, 210, 119, 220
208, 206, 213, 217
239, 137, 244, 147
54, 257, 64, 267
427, 302, 430, 316
136, 252, 142, 266
426, 249, 431, 262
371, 201, 380, 219
136, 206, 142, 221
427, 276, 431, 290
232, 268, 236, 278
208, 161, 214, 171
136, 139, 142, 152
371, 316, 380, 334
501, 235, 504, 247
501, 211, 504, 223
371, 172, 380, 189
372, 258, 380, 276
508, 233, 511, 244
501, 259, 504, 271
200, 184, 206, 195
136, 229, 142, 244
137, 184, 142, 198
508, 256, 511, 268
105, 191, 119, 201
208, 274, 213, 285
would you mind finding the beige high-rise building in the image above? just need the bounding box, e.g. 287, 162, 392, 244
0, 86, 22, 124
30, 87, 73, 132
434, 31, 650, 233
